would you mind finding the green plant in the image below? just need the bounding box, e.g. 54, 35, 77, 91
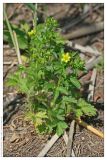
7, 17, 96, 136
3, 4, 29, 50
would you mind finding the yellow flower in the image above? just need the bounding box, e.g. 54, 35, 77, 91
28, 29, 36, 37
61, 53, 71, 63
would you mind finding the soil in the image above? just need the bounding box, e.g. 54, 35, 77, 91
3, 3, 104, 157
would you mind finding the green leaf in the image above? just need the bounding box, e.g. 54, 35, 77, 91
4, 23, 28, 49
53, 89, 59, 103
26, 3, 35, 11
3, 30, 12, 44
21, 23, 30, 33
56, 121, 68, 136
18, 78, 29, 93
56, 108, 65, 120
17, 34, 28, 49
56, 114, 65, 121
57, 86, 68, 95
6, 73, 20, 87
63, 96, 77, 104
70, 77, 81, 89
36, 111, 48, 119
37, 123, 48, 134
44, 82, 55, 90
46, 66, 53, 72
74, 109, 83, 118
77, 98, 96, 117
26, 111, 48, 128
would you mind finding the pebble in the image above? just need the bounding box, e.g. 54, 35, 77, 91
81, 137, 85, 141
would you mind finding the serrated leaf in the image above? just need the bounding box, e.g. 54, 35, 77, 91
57, 86, 68, 95
53, 89, 59, 103
56, 109, 65, 120
37, 123, 47, 134
82, 105, 96, 116
70, 77, 81, 89
75, 109, 83, 118
21, 23, 30, 33
56, 121, 68, 136
56, 114, 65, 121
77, 98, 96, 117
63, 96, 77, 104
36, 111, 48, 119
26, 111, 48, 128
44, 82, 55, 90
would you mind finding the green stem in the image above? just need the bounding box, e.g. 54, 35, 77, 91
13, 31, 22, 64
3, 4, 16, 48
51, 77, 61, 107
33, 3, 38, 29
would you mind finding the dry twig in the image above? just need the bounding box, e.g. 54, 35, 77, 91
85, 56, 101, 71
76, 118, 104, 138
66, 120, 75, 157
37, 134, 59, 157
63, 131, 75, 157
62, 4, 104, 33
3, 61, 18, 65
3, 60, 17, 80
87, 68, 97, 101
63, 22, 104, 40
66, 41, 101, 57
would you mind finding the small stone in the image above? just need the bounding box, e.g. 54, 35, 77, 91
81, 137, 85, 141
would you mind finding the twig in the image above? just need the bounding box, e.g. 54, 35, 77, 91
13, 31, 22, 65
63, 131, 75, 157
87, 68, 97, 101
37, 134, 59, 157
80, 79, 92, 86
62, 4, 104, 33
66, 120, 75, 157
85, 56, 102, 71
3, 60, 17, 80
3, 61, 18, 65
63, 131, 68, 145
76, 118, 104, 138
66, 41, 101, 57
87, 56, 96, 64
63, 22, 104, 40
79, 56, 102, 79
